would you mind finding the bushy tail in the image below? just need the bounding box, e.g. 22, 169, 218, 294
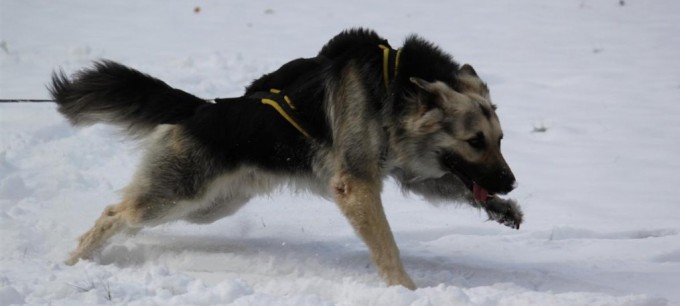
48, 60, 207, 137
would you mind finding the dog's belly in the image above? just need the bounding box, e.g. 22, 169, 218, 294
179, 167, 330, 224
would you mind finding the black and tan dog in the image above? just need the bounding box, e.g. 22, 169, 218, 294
49, 28, 522, 289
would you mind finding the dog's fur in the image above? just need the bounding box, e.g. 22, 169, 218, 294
49, 28, 522, 289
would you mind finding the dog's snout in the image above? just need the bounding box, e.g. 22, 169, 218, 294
499, 169, 516, 192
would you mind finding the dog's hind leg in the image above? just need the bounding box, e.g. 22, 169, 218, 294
65, 126, 225, 265
331, 172, 416, 290
65, 198, 142, 265
182, 195, 251, 224
66, 188, 192, 265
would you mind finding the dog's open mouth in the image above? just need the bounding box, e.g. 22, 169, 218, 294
459, 174, 496, 204
448, 165, 496, 203
442, 153, 496, 204
472, 182, 494, 203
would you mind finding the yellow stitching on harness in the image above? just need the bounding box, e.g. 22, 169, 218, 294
378, 44, 390, 89
261, 98, 311, 139
269, 88, 281, 94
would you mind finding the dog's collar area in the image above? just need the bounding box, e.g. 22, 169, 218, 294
378, 44, 401, 90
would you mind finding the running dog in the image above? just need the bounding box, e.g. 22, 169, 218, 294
49, 28, 522, 289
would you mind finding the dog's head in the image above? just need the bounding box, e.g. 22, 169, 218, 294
396, 64, 516, 202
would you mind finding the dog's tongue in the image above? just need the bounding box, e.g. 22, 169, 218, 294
473, 182, 490, 203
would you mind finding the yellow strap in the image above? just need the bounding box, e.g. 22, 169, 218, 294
261, 98, 311, 138
379, 44, 401, 90
394, 48, 402, 79
270, 88, 295, 109
378, 44, 390, 89
283, 95, 295, 110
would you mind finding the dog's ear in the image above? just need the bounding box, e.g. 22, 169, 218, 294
459, 64, 478, 77
410, 77, 443, 111
409, 77, 432, 91
409, 77, 468, 110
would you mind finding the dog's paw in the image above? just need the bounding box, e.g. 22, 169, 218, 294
484, 197, 523, 229
65, 256, 80, 266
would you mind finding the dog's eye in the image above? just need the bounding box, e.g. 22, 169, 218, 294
467, 133, 486, 150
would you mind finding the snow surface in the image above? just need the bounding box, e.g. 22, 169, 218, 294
1, 0, 679, 305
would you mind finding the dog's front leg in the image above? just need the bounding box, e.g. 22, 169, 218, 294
397, 173, 523, 229
482, 196, 523, 229
331, 172, 416, 290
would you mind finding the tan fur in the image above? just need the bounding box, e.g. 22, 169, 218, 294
411, 74, 505, 166
169, 125, 186, 154
322, 65, 416, 288
331, 171, 415, 289
327, 64, 384, 178
66, 198, 139, 265
458, 63, 490, 98
406, 108, 444, 135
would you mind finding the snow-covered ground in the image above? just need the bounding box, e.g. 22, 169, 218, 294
1, 0, 679, 305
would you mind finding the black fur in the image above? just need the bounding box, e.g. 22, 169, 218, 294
244, 56, 331, 141
390, 36, 462, 116
317, 28, 390, 59
49, 60, 206, 136
395, 35, 460, 87
183, 98, 315, 174
319, 29, 392, 110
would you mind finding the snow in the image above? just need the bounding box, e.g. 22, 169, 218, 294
1, 0, 679, 305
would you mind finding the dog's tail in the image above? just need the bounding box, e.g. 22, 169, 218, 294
48, 60, 207, 137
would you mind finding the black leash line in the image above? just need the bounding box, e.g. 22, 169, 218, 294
0, 99, 54, 103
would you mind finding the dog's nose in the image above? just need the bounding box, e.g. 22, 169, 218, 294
500, 169, 516, 192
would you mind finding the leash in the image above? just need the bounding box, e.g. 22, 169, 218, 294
0, 99, 54, 103
0, 93, 313, 138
